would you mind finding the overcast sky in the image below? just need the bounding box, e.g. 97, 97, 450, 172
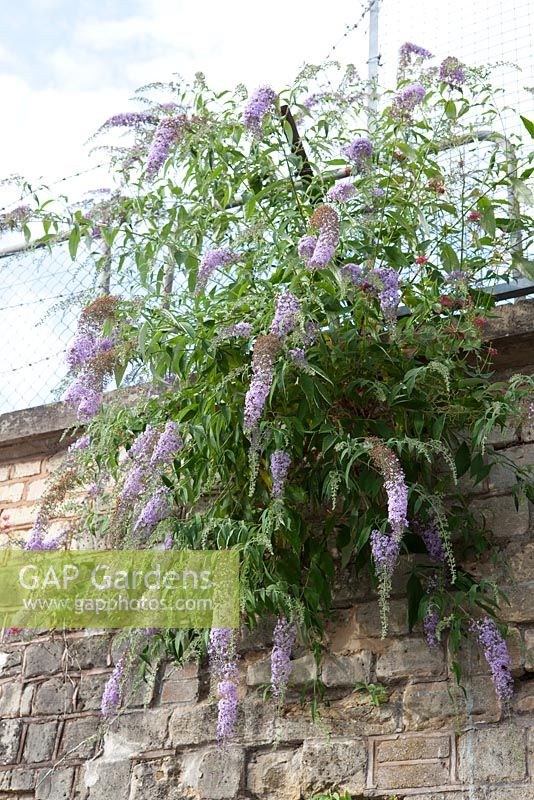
0, 0, 365, 185
0, 0, 531, 188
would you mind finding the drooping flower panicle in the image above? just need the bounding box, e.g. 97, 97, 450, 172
195, 248, 239, 294
243, 335, 282, 435
326, 180, 356, 204
398, 42, 433, 73
271, 617, 297, 701
374, 267, 400, 327
243, 86, 277, 136
439, 56, 466, 87
473, 617, 513, 705
306, 205, 340, 270
424, 607, 440, 647
270, 450, 291, 499
133, 487, 171, 540
151, 421, 183, 467
101, 657, 125, 717
208, 628, 239, 745
146, 115, 188, 175
392, 83, 426, 120
342, 137, 372, 169
270, 292, 300, 338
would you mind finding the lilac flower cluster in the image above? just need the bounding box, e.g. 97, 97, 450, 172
341, 262, 363, 285
208, 628, 239, 744
374, 267, 400, 326
289, 347, 308, 369
64, 305, 117, 420
398, 42, 433, 73
302, 205, 340, 270
298, 234, 317, 261
392, 83, 426, 120
439, 56, 465, 87
101, 657, 125, 717
151, 421, 183, 466
0, 205, 31, 233
370, 529, 401, 576
129, 425, 159, 462
472, 617, 513, 705
67, 434, 91, 452
271, 617, 297, 701
195, 248, 239, 294
101, 111, 157, 130
133, 487, 171, 540
269, 292, 300, 338
66, 332, 113, 370
302, 92, 330, 111
243, 335, 281, 434
419, 520, 446, 563
26, 521, 60, 551
326, 180, 356, 204
368, 439, 409, 539
64, 375, 102, 421
301, 321, 319, 347
270, 450, 291, 499
243, 86, 277, 136
218, 322, 254, 340
146, 115, 188, 176
342, 137, 373, 170
424, 607, 440, 647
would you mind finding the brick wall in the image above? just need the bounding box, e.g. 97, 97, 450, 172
0, 304, 533, 800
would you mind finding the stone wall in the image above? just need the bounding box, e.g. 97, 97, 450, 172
0, 304, 533, 800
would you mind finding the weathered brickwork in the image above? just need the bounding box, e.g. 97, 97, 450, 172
0, 304, 533, 799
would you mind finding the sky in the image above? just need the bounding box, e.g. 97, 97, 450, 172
0, 0, 364, 185
0, 0, 532, 188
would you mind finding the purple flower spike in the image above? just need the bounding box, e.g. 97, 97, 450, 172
270, 450, 291, 499
472, 617, 513, 706
326, 180, 356, 204
146, 116, 187, 176
208, 628, 239, 745
243, 86, 277, 136
398, 42, 433, 72
271, 617, 297, 701
342, 138, 372, 169
392, 83, 426, 120
439, 56, 466, 87
133, 487, 171, 540
298, 235, 317, 261
151, 421, 183, 467
101, 657, 125, 717
270, 292, 300, 338
424, 607, 440, 647
195, 248, 239, 294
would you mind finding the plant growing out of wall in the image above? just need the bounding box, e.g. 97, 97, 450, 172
27, 47, 534, 741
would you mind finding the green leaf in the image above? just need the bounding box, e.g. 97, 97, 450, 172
444, 100, 456, 120
510, 178, 534, 207
440, 243, 460, 272
520, 115, 534, 139
407, 574, 424, 632
512, 253, 534, 281
68, 226, 81, 260
455, 441, 471, 478
479, 204, 496, 238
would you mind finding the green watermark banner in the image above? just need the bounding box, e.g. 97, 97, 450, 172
0, 550, 239, 629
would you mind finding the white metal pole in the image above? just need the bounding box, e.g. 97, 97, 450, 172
367, 0, 380, 127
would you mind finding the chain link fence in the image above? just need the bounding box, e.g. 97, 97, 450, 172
1, 0, 533, 414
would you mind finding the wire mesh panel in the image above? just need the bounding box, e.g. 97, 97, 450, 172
1, 0, 533, 413
0, 242, 97, 414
